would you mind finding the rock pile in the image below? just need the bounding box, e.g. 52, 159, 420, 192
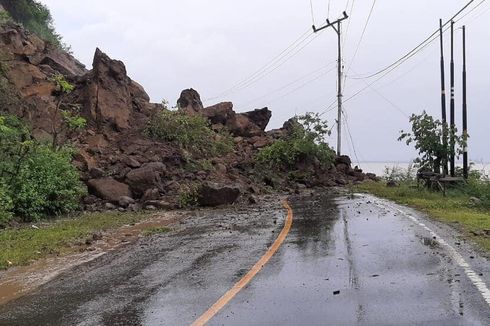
0, 21, 376, 212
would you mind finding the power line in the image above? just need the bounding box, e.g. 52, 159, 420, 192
342, 0, 356, 52
345, 0, 377, 75
310, 0, 316, 25
350, 0, 477, 80
204, 28, 314, 102
238, 61, 337, 109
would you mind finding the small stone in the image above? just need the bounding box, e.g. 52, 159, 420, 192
105, 202, 117, 210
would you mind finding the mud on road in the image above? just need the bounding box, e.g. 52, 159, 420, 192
1, 191, 490, 325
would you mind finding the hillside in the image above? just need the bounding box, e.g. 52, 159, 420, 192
0, 5, 374, 220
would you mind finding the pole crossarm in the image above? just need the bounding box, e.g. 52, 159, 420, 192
312, 11, 349, 34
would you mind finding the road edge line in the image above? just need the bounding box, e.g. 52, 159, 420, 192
371, 195, 490, 308
191, 199, 294, 326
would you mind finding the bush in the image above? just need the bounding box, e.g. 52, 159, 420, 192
10, 145, 86, 220
0, 114, 86, 221
383, 164, 418, 184
145, 110, 233, 157
0, 182, 13, 226
257, 113, 335, 169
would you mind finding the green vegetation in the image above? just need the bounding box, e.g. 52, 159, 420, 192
145, 110, 234, 157
178, 184, 199, 208
51, 74, 86, 149
0, 211, 148, 270
399, 111, 463, 173
142, 226, 172, 237
0, 0, 69, 50
257, 113, 335, 170
0, 114, 86, 224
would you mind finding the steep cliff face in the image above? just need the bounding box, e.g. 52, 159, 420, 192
0, 20, 371, 211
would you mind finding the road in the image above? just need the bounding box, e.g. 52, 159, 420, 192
0, 192, 489, 325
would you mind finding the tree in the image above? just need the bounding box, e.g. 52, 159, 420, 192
399, 111, 464, 173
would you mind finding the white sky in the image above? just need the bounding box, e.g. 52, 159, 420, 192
40, 0, 490, 164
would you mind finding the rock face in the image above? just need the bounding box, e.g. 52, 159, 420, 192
87, 178, 132, 202
197, 183, 241, 207
177, 88, 203, 114
82, 48, 136, 131
0, 21, 377, 210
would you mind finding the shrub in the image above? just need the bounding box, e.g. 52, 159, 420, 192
178, 184, 199, 208
257, 113, 335, 169
145, 110, 233, 157
0, 182, 13, 226
383, 164, 417, 184
10, 145, 87, 220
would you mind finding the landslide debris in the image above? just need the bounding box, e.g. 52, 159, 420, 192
0, 18, 376, 213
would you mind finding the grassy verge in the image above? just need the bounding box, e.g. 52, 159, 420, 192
0, 211, 151, 270
355, 181, 490, 252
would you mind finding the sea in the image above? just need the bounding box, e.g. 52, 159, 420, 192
358, 162, 490, 178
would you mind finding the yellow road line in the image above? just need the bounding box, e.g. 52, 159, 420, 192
191, 200, 294, 326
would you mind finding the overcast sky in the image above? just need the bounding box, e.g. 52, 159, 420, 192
40, 0, 490, 164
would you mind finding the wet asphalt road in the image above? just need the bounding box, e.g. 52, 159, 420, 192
1, 192, 490, 325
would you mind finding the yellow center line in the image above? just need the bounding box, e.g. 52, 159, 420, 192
191, 200, 294, 326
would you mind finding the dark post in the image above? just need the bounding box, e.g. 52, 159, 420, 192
450, 20, 456, 177
439, 19, 448, 175
462, 25, 468, 179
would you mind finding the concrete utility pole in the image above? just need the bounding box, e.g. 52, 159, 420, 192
439, 19, 448, 176
450, 20, 456, 177
312, 11, 349, 156
462, 25, 469, 179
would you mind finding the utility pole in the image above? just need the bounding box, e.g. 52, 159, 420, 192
312, 11, 349, 156
439, 19, 448, 176
462, 25, 468, 179
450, 20, 456, 177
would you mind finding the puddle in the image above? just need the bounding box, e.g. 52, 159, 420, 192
0, 211, 187, 306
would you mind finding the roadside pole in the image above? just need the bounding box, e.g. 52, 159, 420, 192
462, 25, 468, 179
312, 12, 349, 156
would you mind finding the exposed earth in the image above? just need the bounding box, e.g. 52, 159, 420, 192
1, 191, 489, 325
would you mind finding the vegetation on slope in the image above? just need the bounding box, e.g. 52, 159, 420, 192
0, 115, 86, 225
0, 0, 68, 50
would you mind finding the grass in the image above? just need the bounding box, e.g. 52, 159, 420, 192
356, 181, 490, 252
0, 211, 149, 270
142, 226, 172, 237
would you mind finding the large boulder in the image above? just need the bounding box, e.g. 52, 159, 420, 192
177, 88, 203, 114
226, 108, 272, 137
197, 183, 241, 207
202, 102, 235, 125
83, 48, 133, 131
125, 162, 166, 197
242, 107, 271, 131
87, 178, 132, 202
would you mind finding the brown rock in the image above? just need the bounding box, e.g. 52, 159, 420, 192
241, 107, 272, 131
177, 89, 203, 114
88, 178, 132, 202
202, 102, 235, 125
197, 183, 241, 207
83, 48, 133, 131
125, 162, 166, 196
